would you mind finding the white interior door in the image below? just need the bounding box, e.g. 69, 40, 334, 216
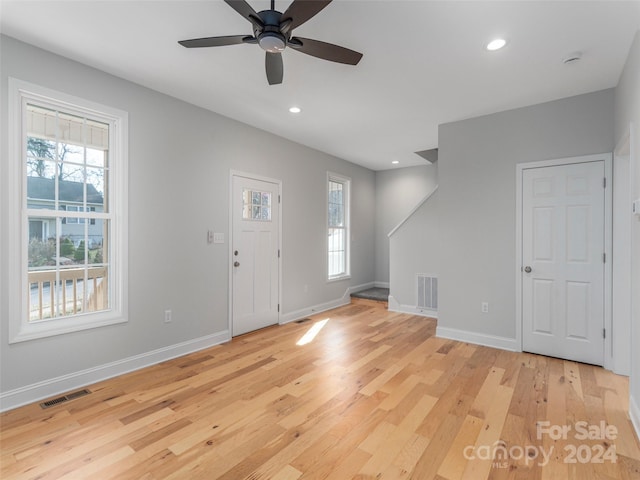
522, 160, 605, 365
232, 175, 280, 336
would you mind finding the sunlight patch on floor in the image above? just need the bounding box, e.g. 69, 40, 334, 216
296, 318, 329, 346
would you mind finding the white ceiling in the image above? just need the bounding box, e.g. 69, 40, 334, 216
2, 1, 639, 170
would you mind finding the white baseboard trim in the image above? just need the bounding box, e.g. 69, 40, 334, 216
280, 282, 374, 325
0, 330, 231, 412
280, 298, 351, 325
351, 281, 376, 293
374, 281, 390, 289
388, 295, 437, 318
630, 395, 640, 443
436, 326, 519, 352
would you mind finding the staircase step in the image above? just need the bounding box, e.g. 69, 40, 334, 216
350, 287, 389, 309
350, 296, 388, 308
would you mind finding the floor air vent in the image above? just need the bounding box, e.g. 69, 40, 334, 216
40, 389, 91, 409
417, 274, 438, 310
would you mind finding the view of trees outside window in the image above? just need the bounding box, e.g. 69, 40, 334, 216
25, 104, 110, 321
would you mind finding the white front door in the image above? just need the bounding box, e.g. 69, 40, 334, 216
521, 160, 605, 365
231, 175, 280, 336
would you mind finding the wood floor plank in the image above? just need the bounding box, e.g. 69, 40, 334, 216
436, 414, 484, 479
1, 304, 638, 480
460, 384, 515, 480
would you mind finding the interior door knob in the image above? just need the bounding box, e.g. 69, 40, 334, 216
524, 266, 532, 273
234, 261, 240, 267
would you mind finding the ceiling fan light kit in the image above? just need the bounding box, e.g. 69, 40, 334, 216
178, 0, 363, 85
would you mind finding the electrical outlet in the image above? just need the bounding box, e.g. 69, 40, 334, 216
481, 302, 489, 313
164, 310, 172, 323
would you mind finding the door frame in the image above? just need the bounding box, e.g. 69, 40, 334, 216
228, 170, 283, 336
515, 153, 612, 369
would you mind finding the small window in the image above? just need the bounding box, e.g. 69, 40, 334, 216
327, 173, 350, 280
242, 188, 272, 221
8, 79, 128, 342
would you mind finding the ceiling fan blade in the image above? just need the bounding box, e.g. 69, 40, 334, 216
289, 37, 362, 65
224, 0, 264, 29
281, 0, 332, 31
265, 52, 283, 85
178, 35, 254, 48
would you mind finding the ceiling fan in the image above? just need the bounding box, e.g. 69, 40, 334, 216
178, 0, 363, 85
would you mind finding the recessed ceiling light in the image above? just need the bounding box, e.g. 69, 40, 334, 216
486, 38, 507, 51
392, 160, 400, 164
289, 106, 301, 114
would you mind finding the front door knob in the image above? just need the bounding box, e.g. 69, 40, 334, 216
524, 266, 532, 273
234, 261, 240, 267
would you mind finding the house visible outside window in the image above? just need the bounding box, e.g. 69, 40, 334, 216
8, 79, 128, 342
327, 173, 350, 280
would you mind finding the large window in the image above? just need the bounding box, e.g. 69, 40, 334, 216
327, 173, 350, 280
8, 79, 128, 342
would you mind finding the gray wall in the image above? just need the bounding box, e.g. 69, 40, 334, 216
0, 36, 375, 396
437, 89, 614, 340
614, 30, 640, 428
374, 164, 438, 284
389, 189, 439, 307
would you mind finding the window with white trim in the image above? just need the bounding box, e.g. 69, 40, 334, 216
327, 173, 350, 280
8, 79, 128, 342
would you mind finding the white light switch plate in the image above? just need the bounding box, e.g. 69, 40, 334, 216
213, 233, 225, 244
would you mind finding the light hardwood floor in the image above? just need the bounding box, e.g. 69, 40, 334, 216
1, 304, 639, 479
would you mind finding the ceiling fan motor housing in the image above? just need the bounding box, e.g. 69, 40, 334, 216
255, 10, 289, 53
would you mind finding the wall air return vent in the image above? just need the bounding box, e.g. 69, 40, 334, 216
417, 274, 438, 310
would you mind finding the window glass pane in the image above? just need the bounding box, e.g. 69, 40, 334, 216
27, 164, 56, 206
86, 147, 106, 168
27, 137, 57, 179
86, 167, 106, 211
59, 162, 85, 186
28, 231, 57, 268
91, 219, 107, 264
328, 227, 345, 277
329, 202, 344, 227
328, 181, 344, 227
27, 233, 58, 321
59, 142, 84, 165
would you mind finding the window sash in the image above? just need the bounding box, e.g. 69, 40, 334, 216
327, 174, 350, 280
